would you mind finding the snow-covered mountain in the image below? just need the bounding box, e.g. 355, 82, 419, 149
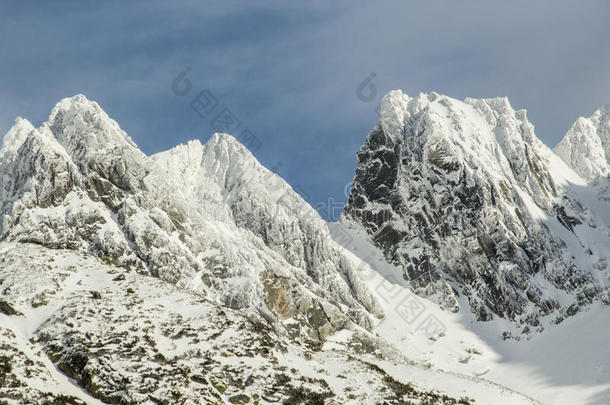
3, 95, 535, 404
0, 95, 380, 343
554, 103, 610, 206
1, 92, 609, 404
554, 103, 610, 182
336, 91, 610, 404
342, 90, 610, 332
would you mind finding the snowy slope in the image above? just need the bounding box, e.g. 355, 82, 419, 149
330, 222, 610, 405
1, 241, 543, 404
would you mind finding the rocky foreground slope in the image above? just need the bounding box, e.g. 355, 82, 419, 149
4, 242, 493, 404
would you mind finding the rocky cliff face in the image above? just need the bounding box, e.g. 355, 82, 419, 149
343, 90, 610, 329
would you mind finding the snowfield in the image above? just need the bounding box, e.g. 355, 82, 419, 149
330, 222, 610, 405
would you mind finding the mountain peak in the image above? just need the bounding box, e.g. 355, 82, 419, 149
592, 100, 610, 117
51, 93, 95, 110
201, 132, 261, 172
1, 117, 35, 157
46, 94, 139, 154
375, 91, 541, 181
208, 132, 253, 153
378, 91, 526, 144
48, 94, 104, 128
554, 101, 610, 182
345, 89, 608, 323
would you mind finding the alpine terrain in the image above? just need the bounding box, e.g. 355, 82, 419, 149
0, 92, 609, 404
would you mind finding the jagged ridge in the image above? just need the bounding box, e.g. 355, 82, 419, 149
343, 90, 610, 329
0, 94, 379, 344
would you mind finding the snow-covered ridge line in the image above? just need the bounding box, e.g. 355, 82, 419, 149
0, 94, 380, 347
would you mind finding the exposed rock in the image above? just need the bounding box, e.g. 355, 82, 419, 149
343, 91, 610, 325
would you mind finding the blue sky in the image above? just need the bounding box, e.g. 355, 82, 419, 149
1, 1, 609, 220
